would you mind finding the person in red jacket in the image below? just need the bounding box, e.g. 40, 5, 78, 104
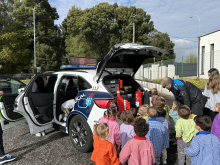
91, 123, 121, 165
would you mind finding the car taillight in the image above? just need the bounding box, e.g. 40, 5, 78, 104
94, 100, 115, 109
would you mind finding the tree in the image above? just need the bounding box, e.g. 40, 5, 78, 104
144, 29, 175, 64
184, 53, 197, 63
64, 3, 155, 62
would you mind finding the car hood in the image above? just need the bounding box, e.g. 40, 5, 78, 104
96, 43, 169, 82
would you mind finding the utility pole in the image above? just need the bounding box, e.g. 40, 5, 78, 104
133, 22, 135, 43
33, 8, 36, 74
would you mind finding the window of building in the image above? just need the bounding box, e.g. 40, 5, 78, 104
210, 44, 214, 68
201, 46, 205, 74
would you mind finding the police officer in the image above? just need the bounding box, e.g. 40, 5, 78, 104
161, 77, 204, 115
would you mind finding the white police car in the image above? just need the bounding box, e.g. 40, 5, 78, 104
0, 43, 168, 152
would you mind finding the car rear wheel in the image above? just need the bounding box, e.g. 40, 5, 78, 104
69, 115, 93, 152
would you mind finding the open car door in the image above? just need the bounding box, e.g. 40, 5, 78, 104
14, 74, 58, 134
0, 75, 27, 130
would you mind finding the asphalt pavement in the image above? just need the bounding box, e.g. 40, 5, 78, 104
3, 91, 175, 165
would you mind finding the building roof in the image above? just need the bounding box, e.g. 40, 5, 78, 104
200, 29, 220, 38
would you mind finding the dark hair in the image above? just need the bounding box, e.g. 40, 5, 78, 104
106, 107, 117, 118
120, 110, 134, 124
116, 111, 121, 119
147, 106, 158, 118
178, 105, 191, 119
153, 105, 166, 117
155, 97, 166, 107
194, 115, 212, 131
134, 118, 149, 137
130, 107, 138, 118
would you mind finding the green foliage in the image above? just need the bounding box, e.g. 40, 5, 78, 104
184, 53, 197, 63
64, 3, 155, 62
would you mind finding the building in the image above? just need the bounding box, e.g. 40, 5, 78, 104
199, 30, 220, 79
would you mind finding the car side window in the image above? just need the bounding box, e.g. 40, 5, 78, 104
78, 76, 92, 91
0, 78, 26, 94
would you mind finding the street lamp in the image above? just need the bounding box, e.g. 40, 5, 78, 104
190, 15, 200, 79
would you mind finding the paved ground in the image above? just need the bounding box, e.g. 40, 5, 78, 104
3, 91, 176, 165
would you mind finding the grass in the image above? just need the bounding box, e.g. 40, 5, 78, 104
150, 78, 208, 89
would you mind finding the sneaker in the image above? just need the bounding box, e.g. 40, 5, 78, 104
35, 132, 41, 137
41, 131, 45, 136
63, 117, 66, 122
0, 154, 16, 164
59, 114, 63, 121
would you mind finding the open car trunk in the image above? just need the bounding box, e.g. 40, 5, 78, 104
103, 74, 151, 108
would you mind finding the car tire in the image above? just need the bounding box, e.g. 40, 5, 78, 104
69, 115, 93, 153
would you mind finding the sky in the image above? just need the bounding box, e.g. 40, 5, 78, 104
48, 0, 220, 62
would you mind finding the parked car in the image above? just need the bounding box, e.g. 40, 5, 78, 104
0, 43, 168, 152
13, 73, 31, 80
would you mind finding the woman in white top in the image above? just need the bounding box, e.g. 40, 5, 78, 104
203, 68, 220, 121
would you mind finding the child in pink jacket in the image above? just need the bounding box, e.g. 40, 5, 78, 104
99, 107, 121, 150
119, 118, 155, 165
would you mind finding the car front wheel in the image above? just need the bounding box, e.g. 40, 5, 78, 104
69, 115, 93, 152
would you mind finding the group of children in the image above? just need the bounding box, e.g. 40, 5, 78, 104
91, 88, 220, 165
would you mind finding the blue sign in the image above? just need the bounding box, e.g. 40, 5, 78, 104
78, 65, 96, 68
60, 65, 77, 69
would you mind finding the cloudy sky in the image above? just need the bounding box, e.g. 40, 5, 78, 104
48, 0, 220, 61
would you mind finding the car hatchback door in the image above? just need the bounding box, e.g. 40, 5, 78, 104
0, 75, 27, 130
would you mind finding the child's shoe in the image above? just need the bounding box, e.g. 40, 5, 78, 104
41, 131, 45, 136
35, 132, 41, 137
59, 114, 63, 121
0, 154, 16, 164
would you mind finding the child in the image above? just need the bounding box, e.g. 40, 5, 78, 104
130, 107, 138, 124
120, 110, 135, 165
169, 100, 179, 144
137, 105, 149, 121
99, 107, 121, 149
211, 103, 220, 141
151, 88, 158, 105
119, 118, 155, 165
175, 105, 198, 165
155, 97, 170, 121
116, 111, 123, 126
91, 123, 121, 165
184, 115, 220, 165
59, 97, 76, 121
146, 106, 165, 165
154, 105, 169, 165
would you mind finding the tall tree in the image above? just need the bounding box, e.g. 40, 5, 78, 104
64, 3, 156, 62
184, 53, 197, 63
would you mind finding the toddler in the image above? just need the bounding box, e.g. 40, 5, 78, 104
184, 115, 220, 165
120, 110, 135, 165
99, 107, 121, 149
151, 88, 158, 105
155, 96, 170, 121
91, 123, 121, 165
211, 103, 220, 141
146, 106, 165, 165
119, 118, 155, 165
137, 105, 149, 121
130, 107, 138, 124
154, 105, 169, 165
175, 105, 198, 165
169, 100, 179, 144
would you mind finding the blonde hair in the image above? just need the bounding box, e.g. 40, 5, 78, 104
216, 103, 220, 110
138, 105, 149, 116
207, 68, 220, 94
94, 123, 109, 139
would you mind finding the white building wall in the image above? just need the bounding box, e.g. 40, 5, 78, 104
199, 30, 220, 79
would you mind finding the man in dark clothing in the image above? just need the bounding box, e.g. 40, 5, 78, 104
161, 77, 204, 115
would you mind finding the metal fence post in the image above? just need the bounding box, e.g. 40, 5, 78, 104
182, 56, 183, 78
148, 63, 149, 80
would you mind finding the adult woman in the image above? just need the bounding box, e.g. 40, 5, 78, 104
203, 68, 220, 121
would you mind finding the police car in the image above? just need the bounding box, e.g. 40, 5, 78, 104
0, 43, 168, 152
